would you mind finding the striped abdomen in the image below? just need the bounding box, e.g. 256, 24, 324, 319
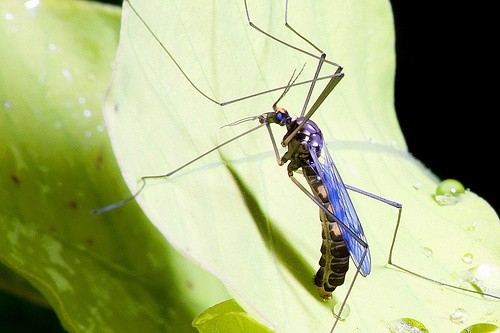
303, 165, 350, 300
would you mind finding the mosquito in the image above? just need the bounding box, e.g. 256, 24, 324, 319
94, 0, 499, 331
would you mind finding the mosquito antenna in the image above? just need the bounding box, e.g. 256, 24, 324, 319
273, 63, 306, 111
222, 65, 306, 130
220, 115, 261, 128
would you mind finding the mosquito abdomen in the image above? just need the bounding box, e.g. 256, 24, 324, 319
314, 225, 350, 299
303, 165, 350, 300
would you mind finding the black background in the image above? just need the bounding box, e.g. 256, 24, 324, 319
391, 2, 497, 212
3, 1, 496, 332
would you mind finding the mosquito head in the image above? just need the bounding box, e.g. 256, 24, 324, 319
259, 107, 289, 126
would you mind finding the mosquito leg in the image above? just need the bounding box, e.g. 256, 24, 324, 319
264, 122, 285, 166
282, 70, 344, 147
284, 0, 323, 54
92, 123, 266, 214
344, 184, 500, 300
243, 0, 341, 68
329, 249, 367, 333
243, 0, 346, 139
125, 0, 341, 110
220, 72, 342, 107
344, 184, 402, 264
299, 54, 326, 118
289, 175, 367, 247
96, 1, 342, 215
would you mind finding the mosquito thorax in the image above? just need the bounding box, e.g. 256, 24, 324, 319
284, 116, 324, 154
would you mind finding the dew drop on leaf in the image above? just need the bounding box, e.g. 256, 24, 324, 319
467, 222, 478, 231
450, 308, 468, 324
461, 263, 500, 300
422, 247, 433, 257
462, 253, 474, 264
332, 303, 350, 320
436, 179, 465, 196
388, 318, 429, 333
434, 179, 465, 205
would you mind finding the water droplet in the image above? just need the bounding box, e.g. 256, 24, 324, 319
434, 179, 465, 205
24, 0, 40, 10
83, 109, 92, 117
422, 247, 433, 257
5, 13, 14, 21
388, 318, 429, 333
436, 179, 465, 195
413, 181, 422, 190
462, 253, 473, 264
96, 125, 104, 132
78, 97, 86, 104
54, 121, 62, 129
85, 131, 92, 137
332, 302, 350, 320
461, 263, 500, 300
4, 100, 11, 109
62, 68, 72, 80
450, 308, 468, 324
467, 222, 478, 231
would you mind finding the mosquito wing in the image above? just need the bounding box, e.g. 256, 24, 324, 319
309, 143, 371, 276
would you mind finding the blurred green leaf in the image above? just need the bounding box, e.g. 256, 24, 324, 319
0, 0, 229, 332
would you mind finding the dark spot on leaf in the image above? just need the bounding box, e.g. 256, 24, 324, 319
68, 200, 78, 210
94, 150, 104, 171
185, 280, 194, 289
11, 175, 20, 185
49, 226, 57, 234
84, 238, 94, 247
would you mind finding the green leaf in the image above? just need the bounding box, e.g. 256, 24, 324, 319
192, 299, 272, 333
104, 0, 499, 332
0, 0, 229, 332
